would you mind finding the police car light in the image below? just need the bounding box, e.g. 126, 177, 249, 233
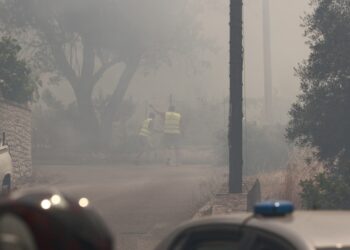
254, 201, 294, 216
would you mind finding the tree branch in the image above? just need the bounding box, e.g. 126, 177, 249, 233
39, 21, 78, 86
81, 36, 95, 83
102, 57, 140, 123
91, 58, 119, 87
51, 43, 78, 85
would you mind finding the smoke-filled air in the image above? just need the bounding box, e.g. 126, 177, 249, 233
0, 0, 349, 249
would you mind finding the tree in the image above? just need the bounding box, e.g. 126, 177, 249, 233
0, 0, 205, 146
0, 37, 37, 104
286, 0, 350, 208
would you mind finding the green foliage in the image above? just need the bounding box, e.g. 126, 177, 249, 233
300, 162, 350, 209
0, 37, 36, 103
286, 0, 350, 164
286, 0, 350, 209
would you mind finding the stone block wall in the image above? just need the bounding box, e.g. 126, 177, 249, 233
0, 99, 32, 182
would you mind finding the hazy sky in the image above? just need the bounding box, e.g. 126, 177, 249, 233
244, 0, 310, 99
125, 0, 311, 105
49, 0, 311, 112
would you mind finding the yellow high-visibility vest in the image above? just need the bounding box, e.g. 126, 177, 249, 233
164, 112, 181, 135
139, 118, 152, 137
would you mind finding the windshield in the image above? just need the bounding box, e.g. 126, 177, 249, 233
0, 0, 348, 249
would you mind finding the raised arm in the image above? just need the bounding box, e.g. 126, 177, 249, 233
149, 105, 165, 119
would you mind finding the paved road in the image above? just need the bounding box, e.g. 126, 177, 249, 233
32, 164, 225, 250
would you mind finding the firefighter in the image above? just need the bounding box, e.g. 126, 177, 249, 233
150, 105, 182, 166
135, 112, 156, 164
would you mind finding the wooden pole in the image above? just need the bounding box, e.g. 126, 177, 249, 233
229, 0, 243, 193
263, 0, 273, 122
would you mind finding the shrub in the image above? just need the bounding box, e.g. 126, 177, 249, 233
215, 123, 290, 175
300, 161, 350, 209
0, 37, 37, 103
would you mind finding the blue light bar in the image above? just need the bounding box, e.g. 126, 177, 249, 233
254, 201, 294, 216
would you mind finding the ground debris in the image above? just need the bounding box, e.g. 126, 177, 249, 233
194, 181, 251, 218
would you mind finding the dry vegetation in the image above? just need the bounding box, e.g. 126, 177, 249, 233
246, 148, 323, 208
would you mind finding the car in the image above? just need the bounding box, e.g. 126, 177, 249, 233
156, 201, 350, 250
0, 134, 12, 194
0, 188, 113, 250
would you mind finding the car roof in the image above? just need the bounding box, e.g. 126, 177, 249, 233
160, 211, 350, 250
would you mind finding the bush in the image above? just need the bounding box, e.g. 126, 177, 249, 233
215, 123, 290, 175
32, 91, 81, 152
300, 161, 350, 209
300, 173, 350, 209
178, 98, 228, 147
33, 89, 137, 156
0, 37, 37, 103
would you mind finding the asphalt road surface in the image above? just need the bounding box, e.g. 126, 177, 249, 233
32, 164, 225, 250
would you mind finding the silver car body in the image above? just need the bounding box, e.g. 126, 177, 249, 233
156, 211, 350, 250
0, 145, 13, 192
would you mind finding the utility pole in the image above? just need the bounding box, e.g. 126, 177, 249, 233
263, 0, 273, 122
229, 0, 243, 193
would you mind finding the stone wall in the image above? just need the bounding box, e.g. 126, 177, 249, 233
0, 99, 32, 182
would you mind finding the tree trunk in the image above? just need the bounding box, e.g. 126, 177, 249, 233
100, 58, 140, 148
229, 0, 243, 193
69, 39, 102, 150
48, 34, 119, 152
73, 80, 99, 150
